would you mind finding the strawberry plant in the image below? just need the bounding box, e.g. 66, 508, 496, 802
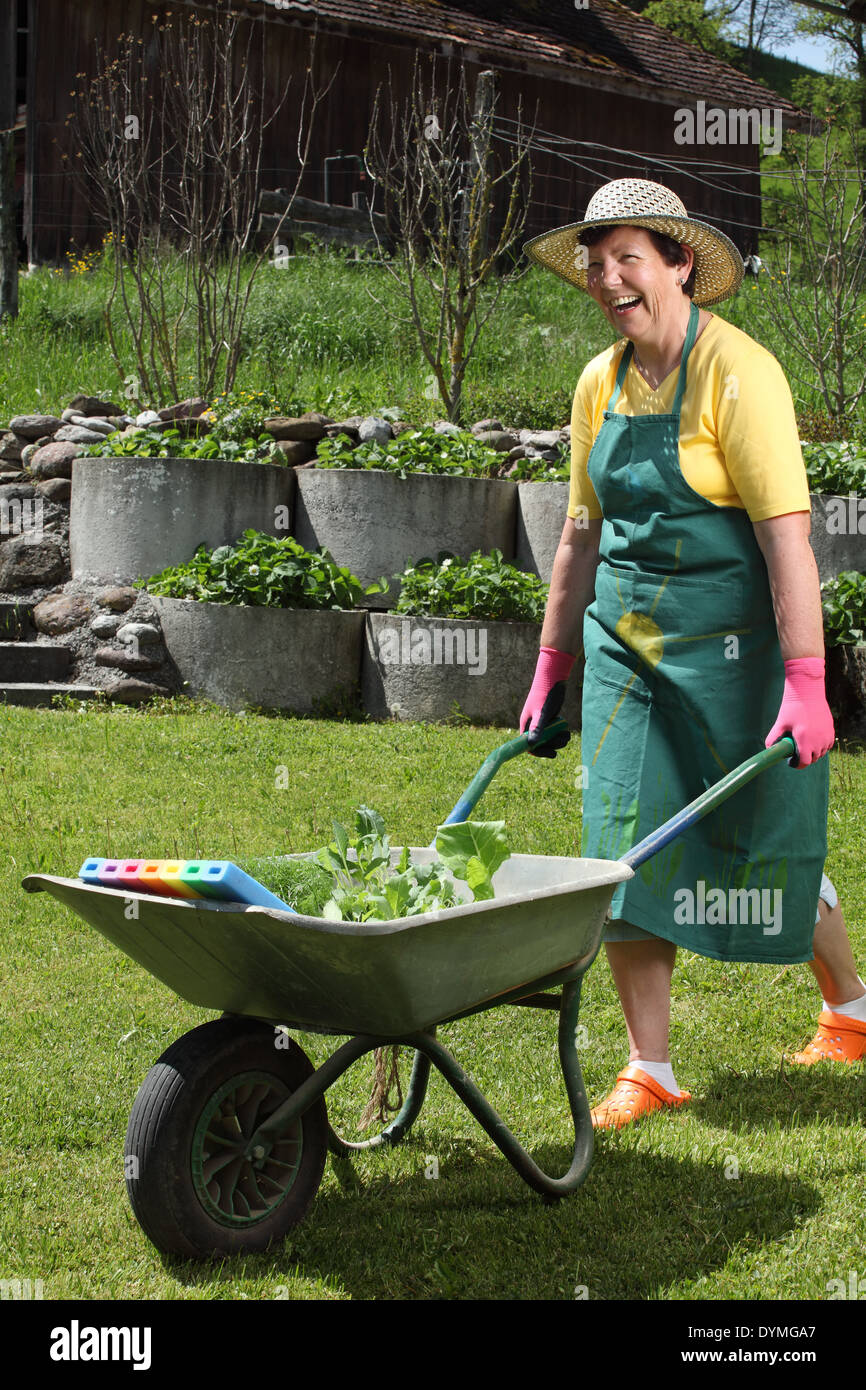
140, 529, 384, 609
315, 426, 501, 478
802, 441, 866, 495
80, 423, 283, 465
394, 549, 548, 623
822, 570, 866, 646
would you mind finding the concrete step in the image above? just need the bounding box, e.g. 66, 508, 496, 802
0, 683, 105, 708
0, 642, 72, 682
0, 602, 34, 640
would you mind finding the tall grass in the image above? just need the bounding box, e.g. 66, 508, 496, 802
1, 240, 862, 432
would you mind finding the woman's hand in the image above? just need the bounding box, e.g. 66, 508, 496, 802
520, 647, 574, 756
519, 516, 601, 757
765, 657, 835, 766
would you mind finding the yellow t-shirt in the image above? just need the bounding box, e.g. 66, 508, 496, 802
567, 313, 810, 524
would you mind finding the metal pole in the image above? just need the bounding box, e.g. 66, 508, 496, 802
460, 68, 495, 265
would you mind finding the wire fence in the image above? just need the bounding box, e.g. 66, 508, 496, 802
18, 121, 865, 254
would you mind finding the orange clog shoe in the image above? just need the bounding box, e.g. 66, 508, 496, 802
790, 1009, 866, 1065
590, 1064, 691, 1130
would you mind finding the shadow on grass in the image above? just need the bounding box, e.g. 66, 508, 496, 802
160, 1136, 818, 1300
693, 1063, 866, 1132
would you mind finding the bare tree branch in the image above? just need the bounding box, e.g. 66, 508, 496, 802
63, 3, 328, 404
365, 55, 535, 422
758, 115, 866, 422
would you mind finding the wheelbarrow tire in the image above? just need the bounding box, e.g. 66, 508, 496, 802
125, 1017, 328, 1259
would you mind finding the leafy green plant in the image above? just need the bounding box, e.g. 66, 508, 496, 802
802, 441, 866, 495
395, 550, 548, 623
206, 388, 297, 438
140, 529, 383, 609
315, 426, 501, 478
79, 424, 283, 465
434, 820, 509, 902
822, 570, 866, 647
507, 452, 570, 482
311, 805, 509, 921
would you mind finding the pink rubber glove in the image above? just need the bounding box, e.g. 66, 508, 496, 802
765, 657, 835, 768
520, 646, 575, 757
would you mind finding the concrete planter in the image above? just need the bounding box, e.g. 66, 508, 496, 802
292, 469, 517, 608
809, 493, 866, 584
152, 595, 365, 713
827, 643, 866, 737
70, 457, 295, 583
515, 481, 570, 582
362, 611, 583, 728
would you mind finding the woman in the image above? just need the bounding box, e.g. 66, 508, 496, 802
520, 179, 866, 1128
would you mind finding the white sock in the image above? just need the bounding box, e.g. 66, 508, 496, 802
823, 976, 866, 1021
631, 1058, 681, 1096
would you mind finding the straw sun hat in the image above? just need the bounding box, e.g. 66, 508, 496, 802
524, 178, 744, 307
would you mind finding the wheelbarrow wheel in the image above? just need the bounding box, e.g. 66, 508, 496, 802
125, 1017, 328, 1259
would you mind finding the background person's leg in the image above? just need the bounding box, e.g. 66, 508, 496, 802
793, 880, 866, 1063
810, 897, 864, 1009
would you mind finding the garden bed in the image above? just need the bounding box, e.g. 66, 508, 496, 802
152, 595, 365, 714
70, 456, 295, 583
292, 469, 518, 608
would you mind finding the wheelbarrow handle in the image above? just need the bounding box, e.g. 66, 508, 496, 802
618, 735, 799, 871
436, 718, 571, 832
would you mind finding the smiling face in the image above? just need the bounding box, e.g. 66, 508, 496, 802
583, 226, 694, 346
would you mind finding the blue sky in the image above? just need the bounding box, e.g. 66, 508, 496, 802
770, 30, 842, 75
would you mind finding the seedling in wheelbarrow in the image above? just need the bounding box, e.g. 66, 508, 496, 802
313, 805, 511, 920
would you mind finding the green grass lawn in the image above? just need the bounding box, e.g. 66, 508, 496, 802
1, 702, 864, 1301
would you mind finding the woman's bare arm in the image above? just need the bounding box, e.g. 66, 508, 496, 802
752, 511, 824, 659
540, 516, 603, 654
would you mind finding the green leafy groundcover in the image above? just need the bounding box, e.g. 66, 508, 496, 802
315, 425, 503, 478
140, 529, 383, 609
395, 549, 549, 623
822, 570, 866, 646
241, 806, 510, 922
315, 425, 568, 481
803, 441, 866, 495
80, 424, 282, 466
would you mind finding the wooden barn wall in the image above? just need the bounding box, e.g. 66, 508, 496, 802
27, 0, 760, 264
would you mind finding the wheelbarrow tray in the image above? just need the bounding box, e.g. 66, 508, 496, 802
24, 851, 632, 1037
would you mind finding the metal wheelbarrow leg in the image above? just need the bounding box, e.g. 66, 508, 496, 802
248, 977, 594, 1200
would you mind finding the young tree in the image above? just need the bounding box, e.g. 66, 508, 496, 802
795, 1, 866, 130
724, 0, 798, 73
760, 115, 866, 422
641, 0, 796, 70
63, 3, 327, 404
364, 56, 534, 424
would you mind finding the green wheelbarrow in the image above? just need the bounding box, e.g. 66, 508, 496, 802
22, 727, 798, 1259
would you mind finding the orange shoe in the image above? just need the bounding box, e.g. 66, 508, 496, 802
590, 1064, 691, 1130
790, 1010, 866, 1064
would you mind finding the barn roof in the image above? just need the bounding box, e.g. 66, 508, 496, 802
246, 0, 814, 124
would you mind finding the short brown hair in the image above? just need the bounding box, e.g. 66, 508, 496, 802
579, 225, 696, 297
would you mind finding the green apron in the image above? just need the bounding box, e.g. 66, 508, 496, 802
580, 301, 828, 964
